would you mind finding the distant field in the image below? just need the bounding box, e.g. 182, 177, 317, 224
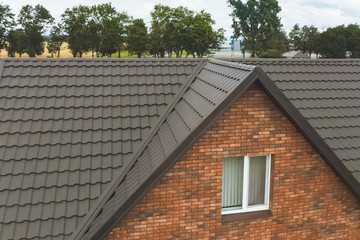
0, 42, 245, 59
0, 42, 139, 58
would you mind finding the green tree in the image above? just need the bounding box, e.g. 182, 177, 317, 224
314, 24, 360, 58
6, 29, 27, 57
343, 24, 360, 58
18, 4, 54, 57
89, 3, 130, 58
150, 5, 171, 57
289, 24, 319, 56
0, 4, 15, 52
47, 24, 66, 58
187, 11, 225, 58
314, 26, 347, 58
260, 30, 288, 58
150, 5, 224, 58
127, 19, 149, 58
62, 5, 92, 57
167, 6, 194, 58
289, 24, 301, 50
300, 25, 319, 56
229, 0, 282, 57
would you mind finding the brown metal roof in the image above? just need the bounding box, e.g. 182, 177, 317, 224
71, 59, 259, 240
0, 58, 204, 240
0, 58, 359, 240
229, 59, 360, 183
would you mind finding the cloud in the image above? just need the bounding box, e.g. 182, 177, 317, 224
279, 0, 360, 32
2, 0, 360, 38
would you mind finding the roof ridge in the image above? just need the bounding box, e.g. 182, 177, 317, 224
69, 59, 208, 240
209, 58, 255, 71
72, 59, 259, 239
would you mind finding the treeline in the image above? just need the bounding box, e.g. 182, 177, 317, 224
0, 3, 225, 58
229, 0, 360, 58
288, 24, 360, 58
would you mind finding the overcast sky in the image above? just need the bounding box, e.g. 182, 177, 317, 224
2, 0, 360, 39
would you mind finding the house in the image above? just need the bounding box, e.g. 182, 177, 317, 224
282, 51, 309, 59
0, 58, 359, 240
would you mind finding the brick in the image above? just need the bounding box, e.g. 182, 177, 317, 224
105, 85, 360, 240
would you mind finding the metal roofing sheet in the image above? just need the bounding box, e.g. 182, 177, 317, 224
0, 58, 203, 240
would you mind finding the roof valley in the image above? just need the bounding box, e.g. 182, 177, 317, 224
69, 60, 207, 240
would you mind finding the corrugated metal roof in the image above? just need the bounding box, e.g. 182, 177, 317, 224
0, 58, 204, 240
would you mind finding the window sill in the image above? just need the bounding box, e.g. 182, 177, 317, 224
221, 210, 272, 222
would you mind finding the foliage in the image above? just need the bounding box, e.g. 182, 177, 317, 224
258, 49, 283, 58
150, 5, 173, 57
150, 4, 224, 58
314, 24, 360, 58
47, 24, 66, 58
289, 24, 301, 50
6, 29, 27, 57
263, 30, 288, 56
62, 5, 92, 57
289, 24, 319, 56
186, 11, 225, 58
18, 4, 54, 57
0, 3, 15, 51
62, 4, 130, 58
300, 25, 319, 56
229, 0, 282, 57
127, 19, 149, 58
89, 3, 130, 58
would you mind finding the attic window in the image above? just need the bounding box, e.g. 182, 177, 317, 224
222, 155, 271, 214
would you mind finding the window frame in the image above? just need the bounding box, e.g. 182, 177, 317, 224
222, 154, 271, 215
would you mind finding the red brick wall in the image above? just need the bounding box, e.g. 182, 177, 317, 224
105, 84, 360, 240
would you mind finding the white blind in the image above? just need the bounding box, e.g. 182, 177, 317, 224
222, 157, 243, 208
248, 156, 266, 206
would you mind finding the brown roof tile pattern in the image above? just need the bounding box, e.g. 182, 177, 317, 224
0, 58, 203, 240
230, 59, 360, 183
72, 59, 257, 240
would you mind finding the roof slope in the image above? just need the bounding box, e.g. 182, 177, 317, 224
71, 59, 259, 240
229, 59, 360, 183
73, 58, 360, 240
282, 51, 308, 58
0, 58, 204, 240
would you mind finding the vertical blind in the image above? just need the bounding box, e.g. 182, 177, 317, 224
222, 157, 243, 208
248, 156, 266, 206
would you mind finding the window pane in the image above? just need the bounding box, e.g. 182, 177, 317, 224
248, 156, 266, 206
222, 157, 243, 208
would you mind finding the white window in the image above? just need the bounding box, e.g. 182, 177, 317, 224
222, 155, 271, 215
